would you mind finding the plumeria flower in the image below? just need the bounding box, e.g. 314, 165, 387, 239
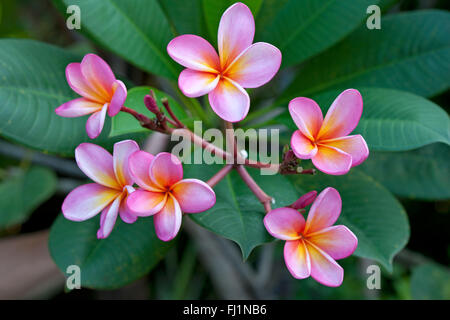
62, 140, 139, 239
55, 53, 127, 139
167, 2, 282, 122
264, 187, 358, 287
127, 151, 216, 241
289, 89, 369, 175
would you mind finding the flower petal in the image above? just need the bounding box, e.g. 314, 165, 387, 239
55, 98, 102, 117
154, 194, 182, 241
284, 240, 311, 279
80, 53, 115, 100
86, 103, 107, 139
288, 97, 323, 140
321, 135, 369, 167
218, 2, 255, 69
263, 207, 305, 240
291, 130, 318, 160
208, 78, 249, 122
62, 183, 120, 221
291, 191, 318, 210
108, 80, 127, 116
150, 152, 183, 189
317, 89, 363, 140
225, 42, 281, 88
167, 34, 220, 72
97, 194, 122, 239
312, 144, 352, 175
171, 179, 216, 213
304, 187, 341, 234
307, 225, 358, 260
128, 151, 162, 191
305, 240, 344, 287
178, 69, 220, 98
75, 142, 120, 189
65, 63, 105, 102
119, 195, 138, 224
126, 190, 167, 217
113, 140, 139, 186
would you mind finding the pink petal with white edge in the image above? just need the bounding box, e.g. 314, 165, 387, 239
208, 78, 249, 122
321, 135, 369, 167
66, 63, 105, 103
317, 89, 363, 140
150, 152, 183, 189
86, 103, 108, 139
108, 80, 127, 116
154, 194, 182, 242
55, 98, 102, 117
119, 192, 138, 224
128, 151, 162, 191
225, 42, 281, 88
289, 97, 323, 140
62, 183, 120, 221
218, 2, 255, 69
304, 187, 342, 234
113, 140, 139, 186
284, 240, 311, 279
312, 144, 352, 175
126, 190, 167, 217
178, 69, 220, 98
305, 240, 344, 287
80, 53, 115, 99
167, 35, 220, 72
97, 193, 122, 239
171, 179, 216, 213
307, 225, 358, 260
264, 207, 305, 240
291, 130, 318, 160
75, 142, 120, 189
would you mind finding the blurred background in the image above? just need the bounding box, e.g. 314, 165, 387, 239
0, 0, 448, 300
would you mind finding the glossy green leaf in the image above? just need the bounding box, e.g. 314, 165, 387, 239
360, 143, 450, 200
0, 39, 135, 156
110, 86, 190, 137
280, 10, 450, 101
185, 164, 297, 259
49, 214, 173, 289
61, 0, 179, 79
289, 170, 410, 271
0, 166, 57, 228
202, 0, 263, 45
260, 0, 379, 67
276, 88, 450, 151
411, 263, 450, 300
159, 0, 207, 37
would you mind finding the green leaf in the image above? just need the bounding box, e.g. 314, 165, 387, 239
158, 0, 207, 38
260, 0, 379, 67
61, 0, 179, 79
0, 166, 57, 229
280, 10, 450, 102
276, 88, 450, 151
288, 170, 410, 271
110, 86, 190, 137
185, 164, 297, 259
202, 0, 263, 45
411, 263, 450, 300
49, 214, 173, 289
360, 144, 450, 200
0, 39, 135, 156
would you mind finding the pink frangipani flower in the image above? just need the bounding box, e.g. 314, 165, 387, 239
167, 2, 282, 122
264, 187, 358, 287
289, 89, 369, 175
55, 54, 127, 139
62, 140, 139, 239
127, 151, 216, 241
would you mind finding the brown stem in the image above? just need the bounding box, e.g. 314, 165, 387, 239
206, 164, 233, 188
235, 165, 272, 213
161, 98, 185, 128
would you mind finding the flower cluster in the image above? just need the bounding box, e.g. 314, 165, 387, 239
56, 2, 369, 287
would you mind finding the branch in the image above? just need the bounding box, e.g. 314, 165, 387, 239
206, 164, 233, 188
235, 165, 272, 213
